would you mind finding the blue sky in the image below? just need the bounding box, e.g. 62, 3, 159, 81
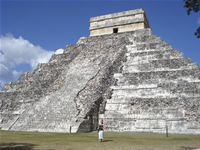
0, 0, 200, 91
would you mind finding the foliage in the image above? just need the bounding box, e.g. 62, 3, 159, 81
195, 26, 200, 38
184, 0, 200, 38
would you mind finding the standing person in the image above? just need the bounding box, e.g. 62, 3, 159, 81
98, 120, 106, 143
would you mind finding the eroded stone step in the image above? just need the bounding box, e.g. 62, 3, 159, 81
126, 49, 185, 62
0, 85, 61, 106
1, 116, 19, 130
31, 69, 64, 81
126, 45, 173, 53
33, 60, 71, 72
63, 43, 86, 56
101, 110, 187, 120
18, 72, 33, 82
51, 44, 85, 62
114, 69, 200, 86
136, 41, 170, 50
121, 68, 200, 79
49, 53, 72, 63
135, 34, 162, 43
111, 86, 200, 98
111, 84, 157, 90
106, 96, 200, 111
124, 57, 193, 66
158, 81, 200, 95
17, 69, 64, 82
63, 44, 83, 53
111, 87, 166, 98
123, 60, 198, 73
126, 41, 171, 52
2, 79, 55, 92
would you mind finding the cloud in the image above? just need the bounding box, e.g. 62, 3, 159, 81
55, 48, 64, 54
0, 80, 6, 92
0, 34, 64, 91
198, 17, 200, 25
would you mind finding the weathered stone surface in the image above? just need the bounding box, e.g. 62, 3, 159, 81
99, 29, 200, 134
0, 31, 131, 132
0, 9, 200, 134
2, 116, 19, 130
90, 8, 150, 36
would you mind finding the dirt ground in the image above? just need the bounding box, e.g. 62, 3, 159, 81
0, 130, 200, 150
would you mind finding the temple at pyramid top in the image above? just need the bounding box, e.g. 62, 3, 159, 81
89, 8, 151, 36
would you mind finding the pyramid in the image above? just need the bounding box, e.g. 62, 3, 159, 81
0, 9, 200, 134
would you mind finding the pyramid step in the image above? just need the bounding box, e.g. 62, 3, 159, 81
136, 41, 170, 51
18, 72, 33, 82
0, 89, 46, 102
123, 63, 199, 73
111, 84, 200, 97
1, 116, 19, 130
49, 53, 71, 63
34, 44, 85, 72
31, 69, 64, 81
2, 79, 55, 92
34, 60, 71, 72
134, 28, 153, 38
107, 96, 200, 103
63, 44, 86, 54
122, 68, 200, 77
0, 91, 19, 102
125, 57, 193, 66
127, 49, 185, 61
114, 68, 200, 79
104, 106, 185, 116
116, 78, 200, 87
158, 81, 200, 95
127, 45, 173, 53
135, 34, 163, 43
111, 87, 161, 97
112, 80, 200, 93
123, 58, 197, 72
111, 84, 157, 90
33, 44, 83, 72
50, 44, 84, 63
102, 111, 187, 121
63, 45, 78, 53
18, 69, 64, 82
114, 69, 200, 86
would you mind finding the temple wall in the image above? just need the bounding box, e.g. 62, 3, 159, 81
90, 22, 145, 36
90, 8, 150, 36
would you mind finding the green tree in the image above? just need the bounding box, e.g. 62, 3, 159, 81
184, 0, 200, 38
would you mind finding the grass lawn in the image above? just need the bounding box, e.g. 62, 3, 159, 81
0, 130, 200, 150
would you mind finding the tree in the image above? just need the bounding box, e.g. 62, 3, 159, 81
184, 0, 200, 38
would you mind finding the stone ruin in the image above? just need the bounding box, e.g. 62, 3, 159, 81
0, 9, 200, 134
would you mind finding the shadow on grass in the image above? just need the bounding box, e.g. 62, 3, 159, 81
179, 146, 199, 150
103, 140, 113, 142
0, 143, 36, 150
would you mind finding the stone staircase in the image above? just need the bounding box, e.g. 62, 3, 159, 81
0, 44, 83, 129
1, 31, 132, 132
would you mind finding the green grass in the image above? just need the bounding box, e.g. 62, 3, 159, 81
0, 130, 200, 150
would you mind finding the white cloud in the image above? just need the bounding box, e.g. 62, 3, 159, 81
55, 48, 64, 54
1, 34, 54, 69
198, 17, 200, 25
0, 80, 6, 92
0, 34, 64, 91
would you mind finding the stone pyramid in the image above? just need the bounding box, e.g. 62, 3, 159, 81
0, 9, 200, 134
